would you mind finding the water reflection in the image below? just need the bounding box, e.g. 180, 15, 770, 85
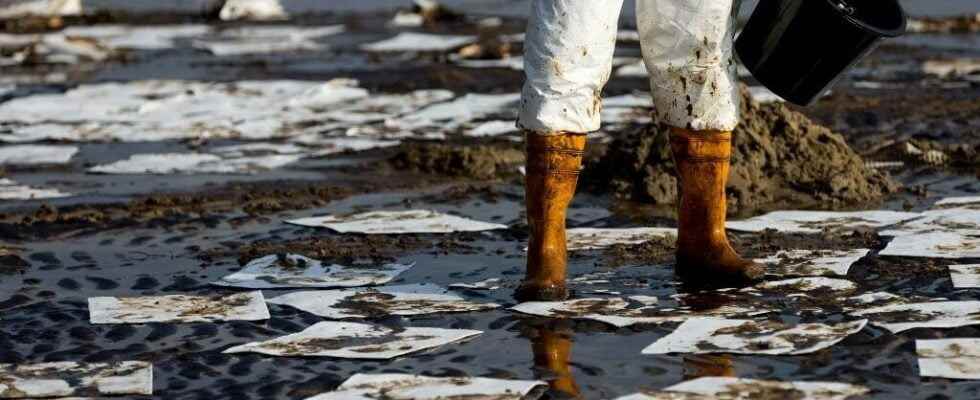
527, 322, 580, 398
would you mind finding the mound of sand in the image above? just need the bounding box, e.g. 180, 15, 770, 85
584, 87, 898, 213
387, 142, 524, 180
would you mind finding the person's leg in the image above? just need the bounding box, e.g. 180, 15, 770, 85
517, 0, 623, 301
636, 0, 763, 284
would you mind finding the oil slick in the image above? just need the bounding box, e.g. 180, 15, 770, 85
642, 317, 867, 355
266, 284, 501, 319
851, 300, 980, 333
304, 373, 545, 400
616, 377, 869, 400
917, 339, 980, 380
212, 254, 414, 289
0, 361, 152, 398
286, 210, 507, 234
223, 321, 482, 360
88, 291, 270, 324
755, 249, 870, 277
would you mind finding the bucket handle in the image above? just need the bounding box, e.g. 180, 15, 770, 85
830, 0, 856, 16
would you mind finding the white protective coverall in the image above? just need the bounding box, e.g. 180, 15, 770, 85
518, 0, 741, 134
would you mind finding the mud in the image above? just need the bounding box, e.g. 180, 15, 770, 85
909, 13, 980, 33
585, 86, 900, 214
386, 141, 524, 180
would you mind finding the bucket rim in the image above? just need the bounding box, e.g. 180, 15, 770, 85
825, 0, 908, 38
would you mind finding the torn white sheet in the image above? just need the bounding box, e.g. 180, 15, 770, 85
286, 210, 507, 234
223, 321, 481, 359
917, 339, 980, 380
88, 291, 270, 324
362, 32, 475, 52
290, 136, 401, 155
0, 361, 152, 398
267, 284, 501, 319
400, 93, 520, 129
949, 264, 980, 289
642, 317, 867, 355
616, 376, 869, 400
0, 0, 80, 18
747, 86, 784, 103
62, 24, 211, 50
212, 254, 413, 289
219, 0, 287, 21
752, 277, 859, 296
511, 298, 768, 328
0, 178, 70, 200
726, 210, 920, 234
289, 79, 370, 109
210, 142, 308, 157
192, 25, 344, 56
756, 249, 870, 276
465, 120, 518, 137
934, 196, 980, 209
851, 300, 980, 333
841, 292, 910, 312
616, 59, 648, 78
880, 208, 980, 236
0, 144, 77, 165
449, 278, 502, 291
453, 56, 524, 71
565, 227, 676, 251
88, 152, 301, 174
878, 231, 980, 259
306, 373, 545, 400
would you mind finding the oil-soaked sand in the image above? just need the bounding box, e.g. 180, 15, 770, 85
1, 5, 980, 400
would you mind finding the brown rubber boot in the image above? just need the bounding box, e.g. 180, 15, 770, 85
669, 127, 764, 286
515, 132, 587, 301
532, 328, 580, 398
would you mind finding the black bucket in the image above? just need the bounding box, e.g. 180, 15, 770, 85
736, 0, 907, 105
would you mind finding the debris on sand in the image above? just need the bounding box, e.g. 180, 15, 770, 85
266, 284, 501, 319
212, 254, 414, 289
390, 0, 464, 28
0, 178, 70, 200
0, 144, 77, 165
448, 277, 502, 291
565, 227, 676, 251
726, 210, 919, 234
219, 0, 287, 21
907, 13, 980, 33
223, 321, 481, 359
750, 277, 859, 297
305, 373, 544, 400
934, 196, 980, 209
880, 208, 980, 236
851, 300, 980, 333
88, 291, 270, 324
361, 32, 475, 53
949, 264, 980, 288
0, 361, 152, 398
878, 231, 980, 259
191, 25, 344, 56
917, 339, 980, 380
0, 0, 81, 19
617, 376, 869, 400
755, 249, 870, 277
286, 210, 507, 234
584, 87, 899, 213
642, 317, 867, 355
511, 297, 769, 328
387, 142, 524, 180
